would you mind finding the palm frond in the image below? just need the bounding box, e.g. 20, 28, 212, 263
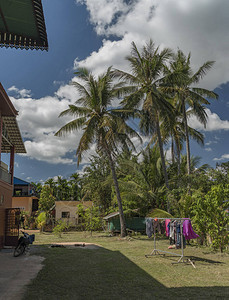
191, 61, 215, 83
58, 105, 91, 118
191, 87, 218, 100
55, 117, 87, 137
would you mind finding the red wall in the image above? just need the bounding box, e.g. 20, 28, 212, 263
0, 180, 13, 248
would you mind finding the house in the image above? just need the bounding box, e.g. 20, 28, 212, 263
0, 83, 26, 248
55, 201, 93, 225
12, 177, 39, 215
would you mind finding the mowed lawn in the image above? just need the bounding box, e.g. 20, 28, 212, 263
23, 231, 229, 299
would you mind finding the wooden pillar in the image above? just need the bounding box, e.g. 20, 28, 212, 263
10, 145, 15, 185
0, 112, 2, 162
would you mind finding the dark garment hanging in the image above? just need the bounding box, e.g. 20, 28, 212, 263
146, 218, 153, 238
160, 221, 166, 234
153, 219, 161, 234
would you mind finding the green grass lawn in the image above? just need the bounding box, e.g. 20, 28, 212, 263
23, 231, 229, 299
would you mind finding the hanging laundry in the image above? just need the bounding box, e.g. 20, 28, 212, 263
183, 219, 199, 240
160, 221, 166, 234
165, 219, 170, 237
145, 218, 153, 238
169, 221, 175, 245
153, 219, 161, 234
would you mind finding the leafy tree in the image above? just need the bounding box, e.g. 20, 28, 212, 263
36, 212, 47, 233
81, 155, 112, 212
45, 178, 56, 192
84, 206, 103, 235
209, 162, 229, 186
165, 50, 218, 175
116, 147, 167, 213
55, 67, 141, 237
55, 176, 69, 201
77, 204, 102, 235
31, 182, 42, 197
192, 184, 229, 252
69, 173, 82, 201
53, 220, 69, 237
39, 185, 56, 213
160, 106, 204, 177
114, 40, 174, 211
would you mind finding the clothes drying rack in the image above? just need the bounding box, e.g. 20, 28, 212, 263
145, 218, 196, 268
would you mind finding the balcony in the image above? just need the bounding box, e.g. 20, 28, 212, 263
0, 162, 11, 184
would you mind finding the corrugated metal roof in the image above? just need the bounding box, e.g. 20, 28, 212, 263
103, 212, 120, 220
2, 116, 26, 153
0, 83, 26, 154
0, 0, 48, 51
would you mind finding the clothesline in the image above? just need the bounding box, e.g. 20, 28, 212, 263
145, 217, 198, 268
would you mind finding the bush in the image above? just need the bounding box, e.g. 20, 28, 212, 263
36, 212, 47, 232
53, 220, 69, 237
192, 184, 229, 252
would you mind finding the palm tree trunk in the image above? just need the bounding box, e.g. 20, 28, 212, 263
155, 114, 170, 213
182, 100, 191, 175
171, 137, 175, 164
104, 144, 127, 237
174, 136, 181, 176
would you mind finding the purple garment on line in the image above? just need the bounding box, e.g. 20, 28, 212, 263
182, 220, 199, 240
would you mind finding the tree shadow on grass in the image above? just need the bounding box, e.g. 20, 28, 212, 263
188, 255, 225, 265
24, 245, 229, 300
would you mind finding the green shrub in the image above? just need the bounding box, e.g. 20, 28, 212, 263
36, 212, 47, 232
53, 220, 69, 237
192, 184, 229, 252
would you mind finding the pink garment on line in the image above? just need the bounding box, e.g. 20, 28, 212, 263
182, 219, 199, 240
165, 219, 170, 237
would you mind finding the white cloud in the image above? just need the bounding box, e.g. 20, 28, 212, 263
205, 148, 212, 152
55, 84, 80, 102
188, 109, 229, 131
8, 86, 32, 98
76, 0, 229, 90
213, 154, 229, 161
76, 0, 131, 35
9, 83, 145, 166
9, 0, 229, 168
10, 86, 83, 165
205, 141, 218, 146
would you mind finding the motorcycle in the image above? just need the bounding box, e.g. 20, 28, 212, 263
13, 231, 35, 257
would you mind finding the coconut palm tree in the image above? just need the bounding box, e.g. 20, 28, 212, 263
113, 40, 174, 212
164, 50, 218, 175
160, 106, 204, 176
55, 67, 141, 237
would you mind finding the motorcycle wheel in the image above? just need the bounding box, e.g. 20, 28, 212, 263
13, 244, 25, 257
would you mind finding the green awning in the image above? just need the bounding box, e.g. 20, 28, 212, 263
0, 0, 48, 51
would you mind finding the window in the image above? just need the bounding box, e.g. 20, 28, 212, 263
62, 211, 70, 218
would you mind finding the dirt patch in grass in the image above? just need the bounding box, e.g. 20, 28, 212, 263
50, 242, 101, 249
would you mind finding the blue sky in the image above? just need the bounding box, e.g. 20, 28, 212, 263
1, 0, 229, 183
